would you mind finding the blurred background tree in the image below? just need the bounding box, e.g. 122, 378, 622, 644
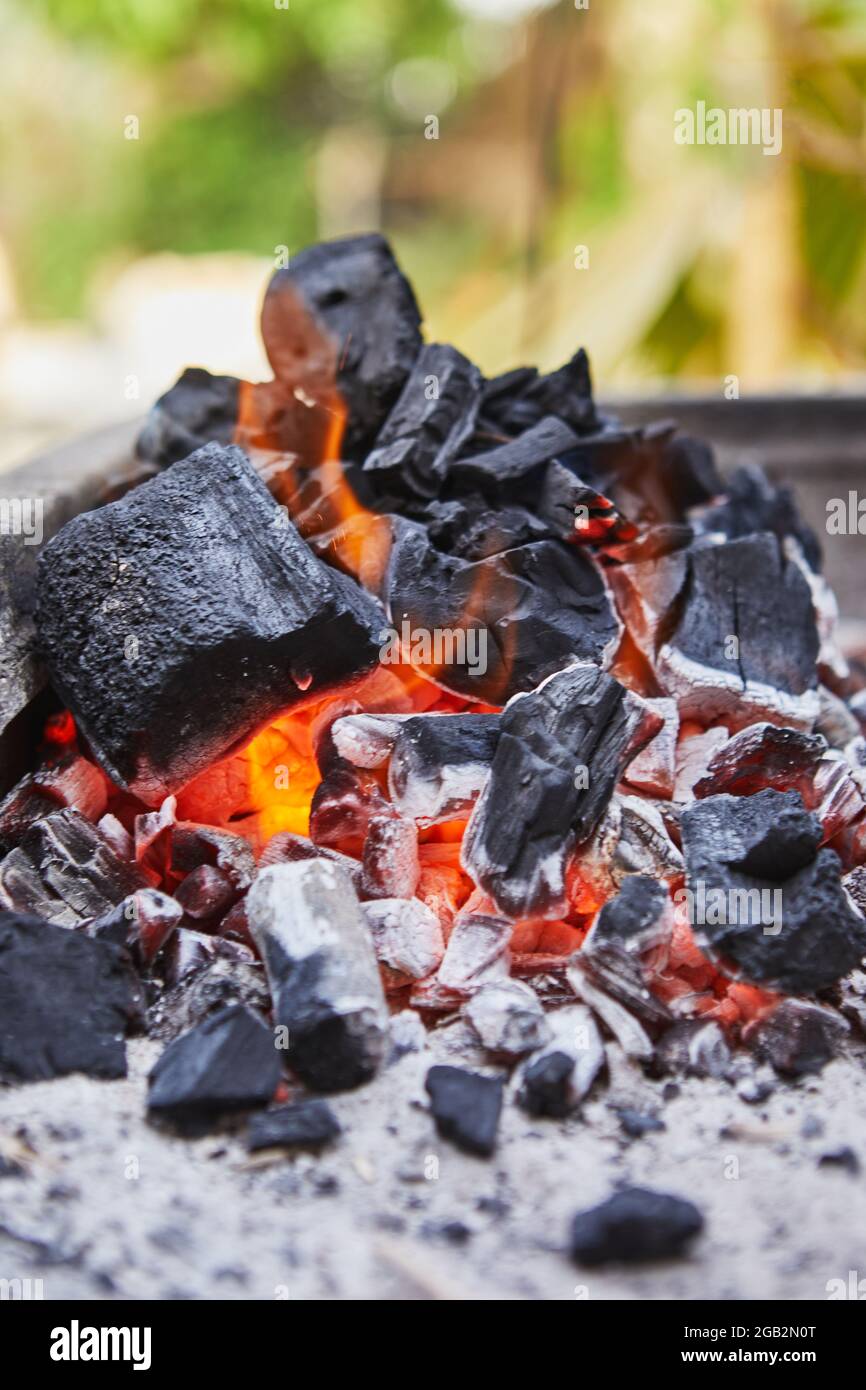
0, 0, 864, 464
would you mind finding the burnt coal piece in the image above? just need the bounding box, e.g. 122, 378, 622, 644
363, 343, 482, 498
517, 1004, 605, 1116
0, 912, 141, 1082
425, 1064, 504, 1157
680, 789, 866, 993
147, 1004, 281, 1133
656, 535, 820, 729
569, 1186, 704, 1266
0, 808, 145, 926
37, 444, 384, 805
479, 349, 598, 437
386, 524, 620, 704
692, 722, 827, 800
136, 367, 239, 471
247, 1100, 341, 1153
246, 860, 389, 1091
262, 233, 423, 455
387, 713, 500, 824
461, 664, 659, 919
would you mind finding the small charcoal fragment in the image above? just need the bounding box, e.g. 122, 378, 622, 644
162, 927, 255, 988
246, 861, 388, 1091
818, 1146, 859, 1175
518, 1005, 604, 1117
0, 754, 107, 853
363, 343, 482, 498
360, 814, 420, 900
136, 367, 239, 469
262, 233, 423, 454
464, 979, 550, 1059
566, 957, 654, 1061
361, 898, 444, 988
652, 1020, 731, 1080
425, 1064, 504, 1157
0, 808, 145, 926
617, 1109, 666, 1139
584, 874, 672, 956
330, 713, 409, 769
147, 1004, 281, 1132
247, 1100, 341, 1153
388, 714, 500, 824
88, 888, 183, 965
309, 763, 392, 858
569, 1187, 703, 1266
437, 910, 512, 992
461, 664, 659, 918
37, 444, 385, 805
259, 830, 364, 896
170, 823, 255, 893
0, 912, 140, 1082
568, 948, 671, 1030
624, 698, 679, 799
680, 790, 866, 993
174, 864, 236, 922
692, 723, 827, 800
744, 1000, 849, 1077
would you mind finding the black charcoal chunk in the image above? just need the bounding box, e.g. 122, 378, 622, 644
363, 344, 482, 498
657, 534, 819, 728
0, 808, 145, 926
162, 927, 255, 988
680, 791, 866, 993
694, 464, 821, 572
745, 1000, 849, 1077
425, 1065, 504, 1157
136, 367, 239, 470
422, 496, 550, 560
450, 417, 580, 494
246, 860, 388, 1092
386, 525, 620, 704
388, 714, 500, 824
461, 664, 658, 918
247, 1100, 341, 1153
147, 1004, 281, 1132
569, 1187, 703, 1266
262, 233, 423, 454
0, 912, 141, 1082
683, 789, 821, 883
37, 444, 384, 805
480, 350, 598, 436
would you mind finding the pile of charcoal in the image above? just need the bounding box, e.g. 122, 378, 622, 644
2, 233, 866, 1160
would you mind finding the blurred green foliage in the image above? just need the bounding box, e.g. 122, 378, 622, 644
2, 0, 866, 381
